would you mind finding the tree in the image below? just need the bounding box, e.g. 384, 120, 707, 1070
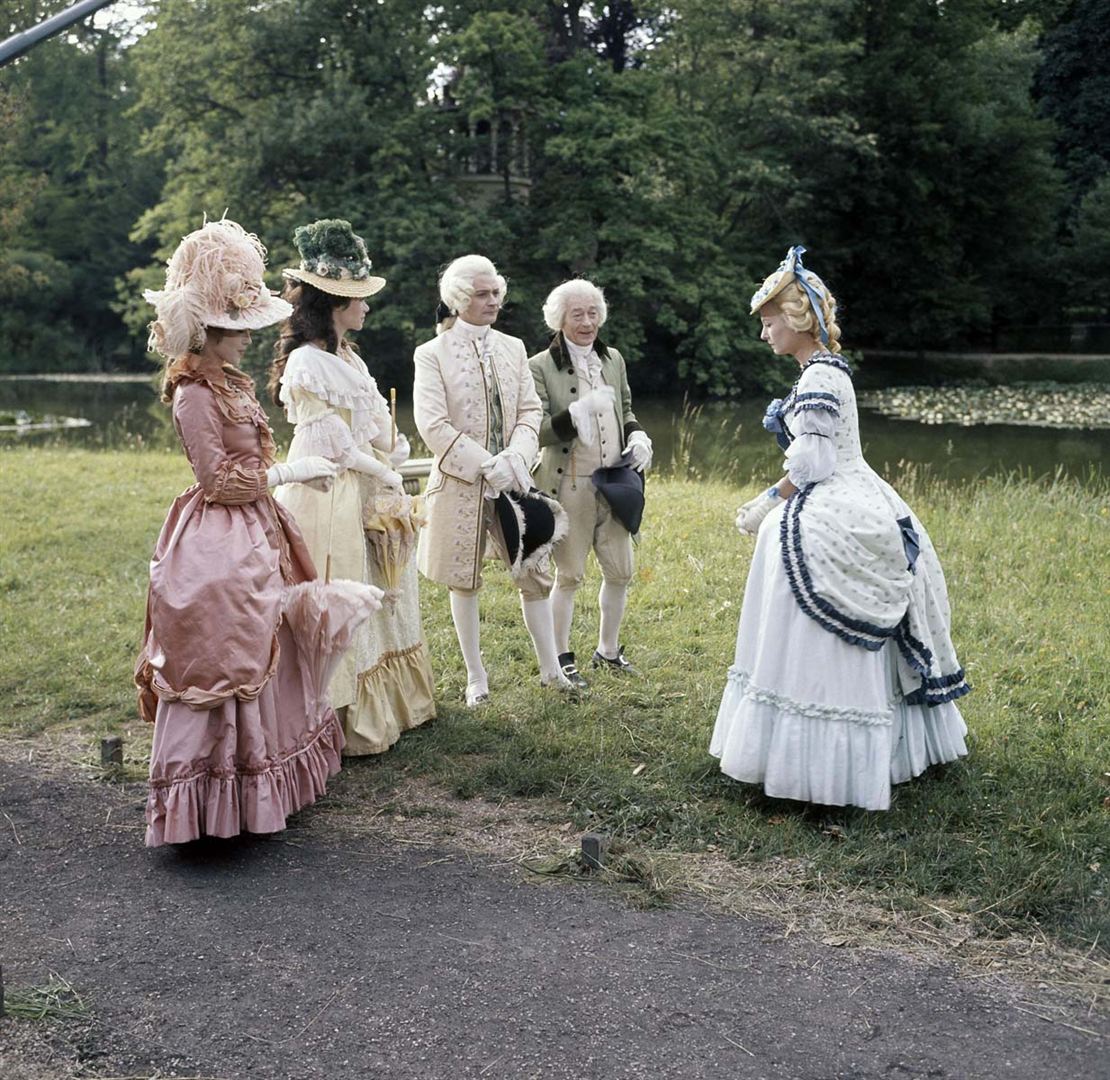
1035, 0, 1110, 205
1065, 175, 1110, 317
0, 0, 162, 371
2, 0, 1072, 387
602, 0, 871, 393
820, 0, 1063, 348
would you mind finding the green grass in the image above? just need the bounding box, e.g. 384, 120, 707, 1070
1, 446, 1108, 948
1, 974, 88, 1021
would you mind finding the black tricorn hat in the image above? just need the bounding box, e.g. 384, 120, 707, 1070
590, 464, 645, 535
495, 489, 569, 579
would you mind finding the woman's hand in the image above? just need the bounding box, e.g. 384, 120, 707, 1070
735, 487, 784, 536
266, 456, 338, 492
349, 448, 403, 490
387, 432, 410, 468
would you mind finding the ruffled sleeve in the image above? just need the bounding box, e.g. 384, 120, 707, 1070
283, 385, 367, 470
342, 348, 395, 451
784, 407, 837, 486
279, 345, 384, 447
783, 363, 842, 487
173, 382, 268, 504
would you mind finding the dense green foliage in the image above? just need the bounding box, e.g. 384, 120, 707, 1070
0, 2, 162, 371
1, 1, 1107, 390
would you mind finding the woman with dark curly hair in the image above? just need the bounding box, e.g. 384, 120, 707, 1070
270, 220, 435, 754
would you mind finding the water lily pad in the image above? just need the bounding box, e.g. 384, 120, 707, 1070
0, 408, 92, 432
857, 382, 1110, 430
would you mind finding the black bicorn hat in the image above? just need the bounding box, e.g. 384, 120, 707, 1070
494, 489, 570, 578
590, 464, 645, 536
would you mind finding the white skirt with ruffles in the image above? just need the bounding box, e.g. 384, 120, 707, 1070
709, 504, 968, 810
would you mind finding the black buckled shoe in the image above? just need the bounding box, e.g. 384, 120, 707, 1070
591, 646, 639, 676
558, 651, 589, 690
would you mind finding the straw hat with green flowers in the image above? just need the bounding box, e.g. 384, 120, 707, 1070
282, 219, 386, 298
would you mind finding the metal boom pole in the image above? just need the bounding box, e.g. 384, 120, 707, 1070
0, 0, 119, 68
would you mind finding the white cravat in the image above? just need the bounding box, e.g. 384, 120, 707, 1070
450, 317, 491, 354
565, 338, 601, 388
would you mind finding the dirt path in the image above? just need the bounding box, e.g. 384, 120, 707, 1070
1, 760, 1105, 1080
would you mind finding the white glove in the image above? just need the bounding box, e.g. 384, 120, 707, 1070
624, 429, 653, 473
387, 432, 410, 468
348, 449, 403, 491
266, 456, 338, 492
580, 385, 617, 417
735, 488, 784, 536
480, 449, 527, 497
568, 385, 617, 447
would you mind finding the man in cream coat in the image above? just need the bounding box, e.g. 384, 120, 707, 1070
413, 254, 572, 707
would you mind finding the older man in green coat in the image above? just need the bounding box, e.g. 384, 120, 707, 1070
528, 279, 653, 688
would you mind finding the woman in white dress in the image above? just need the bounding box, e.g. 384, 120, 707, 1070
710, 247, 969, 810
269, 219, 435, 754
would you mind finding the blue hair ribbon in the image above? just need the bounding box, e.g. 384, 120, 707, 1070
784, 245, 830, 346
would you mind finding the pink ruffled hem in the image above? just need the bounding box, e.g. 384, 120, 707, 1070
145, 712, 344, 847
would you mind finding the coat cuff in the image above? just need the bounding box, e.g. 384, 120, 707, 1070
438, 431, 491, 484
623, 420, 644, 440
552, 408, 577, 442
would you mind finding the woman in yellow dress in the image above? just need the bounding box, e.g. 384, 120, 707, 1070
269, 219, 435, 753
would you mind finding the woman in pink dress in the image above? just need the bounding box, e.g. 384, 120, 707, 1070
135, 218, 346, 846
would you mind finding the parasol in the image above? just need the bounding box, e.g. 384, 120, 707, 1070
282, 580, 384, 710
363, 488, 426, 609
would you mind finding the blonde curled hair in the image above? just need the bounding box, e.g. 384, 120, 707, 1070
767, 279, 842, 354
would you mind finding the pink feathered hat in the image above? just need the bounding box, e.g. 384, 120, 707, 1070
143, 218, 292, 359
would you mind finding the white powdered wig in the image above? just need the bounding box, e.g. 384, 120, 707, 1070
542, 278, 608, 333
438, 254, 507, 315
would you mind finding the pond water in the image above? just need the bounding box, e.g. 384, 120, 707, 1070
2, 375, 1108, 488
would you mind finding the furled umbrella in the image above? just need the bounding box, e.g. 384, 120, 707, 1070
363, 488, 426, 610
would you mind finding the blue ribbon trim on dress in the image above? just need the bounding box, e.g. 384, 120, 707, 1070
779, 483, 900, 651
894, 614, 972, 706
894, 613, 933, 673
897, 515, 920, 573
903, 671, 972, 706
802, 354, 852, 376
762, 398, 792, 451
793, 391, 840, 418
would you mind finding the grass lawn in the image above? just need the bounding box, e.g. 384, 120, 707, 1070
1, 446, 1108, 950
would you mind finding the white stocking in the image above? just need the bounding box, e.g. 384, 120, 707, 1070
551, 587, 577, 657
520, 596, 563, 683
449, 589, 487, 693
597, 581, 629, 659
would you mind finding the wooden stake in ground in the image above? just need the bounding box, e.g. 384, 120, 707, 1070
100, 736, 123, 767
581, 832, 609, 870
